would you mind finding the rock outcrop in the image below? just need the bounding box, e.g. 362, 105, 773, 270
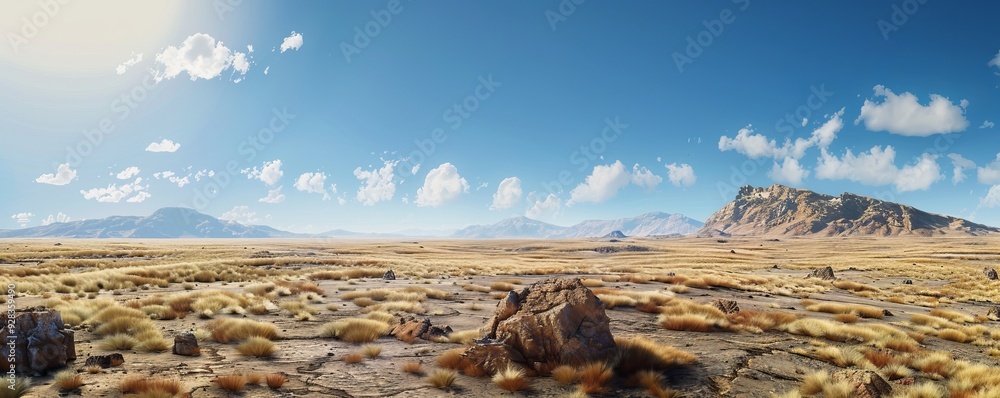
0, 311, 76, 375
808, 266, 836, 280
389, 316, 452, 342
474, 278, 616, 373
711, 299, 740, 314
84, 353, 124, 368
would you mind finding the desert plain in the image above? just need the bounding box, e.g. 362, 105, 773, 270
2, 236, 1000, 397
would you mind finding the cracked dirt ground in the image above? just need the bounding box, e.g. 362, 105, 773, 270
5, 236, 1000, 397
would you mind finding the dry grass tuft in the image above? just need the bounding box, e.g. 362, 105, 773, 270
207, 318, 278, 343
937, 328, 969, 343
265, 373, 286, 389
99, 333, 138, 350
362, 344, 382, 359
344, 353, 364, 364
805, 302, 884, 319
659, 313, 718, 332
436, 348, 467, 370
53, 370, 83, 390
402, 362, 424, 375
577, 362, 613, 394
214, 374, 247, 392
236, 336, 277, 357
119, 375, 183, 396
551, 365, 580, 385
319, 318, 389, 343
428, 369, 458, 389
493, 366, 530, 392
833, 313, 859, 323
614, 336, 697, 375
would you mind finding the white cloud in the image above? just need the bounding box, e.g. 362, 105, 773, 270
801, 118, 808, 127
258, 186, 286, 204
415, 163, 469, 207
815, 146, 942, 192
232, 51, 250, 76
567, 161, 632, 205
263, 66, 269, 75
145, 139, 180, 152
719, 110, 844, 161
981, 185, 1000, 208
630, 164, 662, 190
242, 160, 283, 186
980, 120, 995, 129
476, 182, 489, 191
154, 33, 248, 82
115, 52, 143, 75
220, 205, 259, 224
411, 164, 420, 175
194, 169, 214, 181
337, 197, 346, 205
769, 157, 809, 185
41, 213, 70, 226
490, 177, 522, 210
664, 163, 697, 187
35, 163, 77, 185
947, 154, 976, 184
294, 172, 333, 200
80, 178, 150, 203
354, 160, 397, 206
990, 50, 1000, 71
526, 192, 561, 219
168, 175, 190, 187
10, 213, 33, 227
116, 166, 140, 180
978, 154, 1000, 184
855, 85, 969, 136
280, 31, 303, 53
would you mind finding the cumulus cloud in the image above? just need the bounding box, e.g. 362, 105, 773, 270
116, 166, 140, 180
981, 185, 1000, 208
154, 33, 251, 82
664, 163, 697, 187
630, 164, 662, 190
719, 110, 845, 161
41, 213, 70, 226
567, 161, 632, 205
947, 154, 976, 184
194, 169, 214, 181
855, 85, 969, 136
768, 157, 809, 185
980, 120, 995, 129
219, 205, 259, 224
10, 213, 33, 227
35, 163, 77, 185
294, 172, 335, 200
989, 50, 1000, 71
80, 178, 150, 202
978, 154, 1000, 184
145, 139, 180, 152
415, 163, 469, 207
280, 31, 303, 53
354, 160, 397, 206
242, 160, 283, 186
815, 146, 942, 192
490, 177, 522, 210
115, 52, 143, 75
526, 192, 561, 219
258, 186, 286, 204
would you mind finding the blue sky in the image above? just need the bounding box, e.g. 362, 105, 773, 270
2, 0, 1000, 233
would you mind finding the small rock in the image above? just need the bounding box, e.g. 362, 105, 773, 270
382, 270, 396, 280
85, 353, 124, 368
832, 370, 892, 398
730, 250, 736, 254
173, 333, 200, 356
882, 309, 894, 317
711, 299, 740, 314
461, 341, 524, 375
984, 267, 998, 281
985, 307, 1000, 321
807, 266, 836, 280
902, 279, 913, 285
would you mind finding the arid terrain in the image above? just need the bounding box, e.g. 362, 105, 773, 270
2, 236, 1000, 397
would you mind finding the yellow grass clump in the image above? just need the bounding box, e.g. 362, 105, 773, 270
53, 370, 83, 391
428, 369, 458, 389
236, 336, 278, 357
493, 366, 530, 392
320, 318, 389, 343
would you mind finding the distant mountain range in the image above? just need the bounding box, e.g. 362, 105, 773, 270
699, 184, 999, 237
1, 186, 994, 239
450, 212, 703, 239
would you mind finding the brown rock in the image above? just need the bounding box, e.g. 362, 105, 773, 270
807, 266, 836, 280
711, 299, 740, 314
986, 307, 1000, 321
420, 325, 453, 341
390, 316, 430, 342
382, 270, 396, 280
832, 370, 892, 398
84, 353, 124, 368
480, 278, 616, 371
984, 267, 998, 281
461, 341, 525, 375
173, 333, 200, 356
0, 311, 75, 375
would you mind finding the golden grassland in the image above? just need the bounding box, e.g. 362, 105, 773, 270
0, 236, 999, 397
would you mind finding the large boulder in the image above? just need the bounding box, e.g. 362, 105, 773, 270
478, 278, 615, 372
0, 311, 76, 375
807, 266, 836, 280
461, 341, 525, 375
832, 370, 892, 398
